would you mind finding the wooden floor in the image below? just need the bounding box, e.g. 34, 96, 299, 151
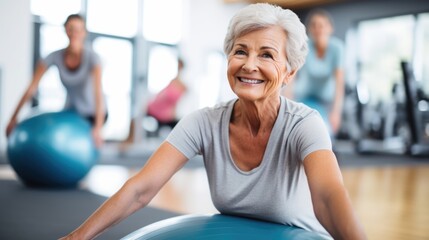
1, 163, 428, 240
342, 166, 429, 240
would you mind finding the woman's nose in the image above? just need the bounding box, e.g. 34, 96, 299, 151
241, 56, 258, 72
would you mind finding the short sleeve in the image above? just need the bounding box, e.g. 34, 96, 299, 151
294, 112, 332, 161
166, 110, 205, 160
41, 51, 57, 68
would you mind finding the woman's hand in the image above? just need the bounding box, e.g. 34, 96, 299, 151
5, 118, 18, 137
92, 127, 103, 148
58, 233, 78, 240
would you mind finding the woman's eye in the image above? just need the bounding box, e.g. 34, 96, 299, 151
234, 50, 246, 55
261, 53, 273, 59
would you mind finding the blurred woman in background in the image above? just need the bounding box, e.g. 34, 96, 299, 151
6, 14, 106, 147
286, 9, 345, 136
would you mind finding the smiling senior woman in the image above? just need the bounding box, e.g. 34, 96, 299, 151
60, 3, 366, 240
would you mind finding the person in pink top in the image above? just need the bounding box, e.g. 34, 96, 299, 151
146, 58, 187, 128
120, 58, 187, 150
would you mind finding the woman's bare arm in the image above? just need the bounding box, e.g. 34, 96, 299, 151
304, 150, 366, 240
91, 64, 105, 147
60, 142, 189, 240
6, 61, 47, 136
329, 68, 344, 134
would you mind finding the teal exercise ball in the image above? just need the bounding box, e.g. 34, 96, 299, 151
7, 111, 99, 188
122, 214, 324, 240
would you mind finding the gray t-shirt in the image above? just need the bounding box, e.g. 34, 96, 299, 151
42, 47, 102, 116
167, 96, 332, 239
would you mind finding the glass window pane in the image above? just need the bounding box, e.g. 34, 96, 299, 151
93, 37, 133, 140
147, 46, 178, 94
143, 0, 183, 44
358, 15, 415, 105
31, 0, 81, 25
87, 0, 138, 37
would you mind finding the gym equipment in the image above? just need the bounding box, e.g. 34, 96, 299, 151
7, 111, 99, 187
121, 214, 324, 240
401, 61, 429, 156
354, 85, 409, 155
354, 61, 429, 157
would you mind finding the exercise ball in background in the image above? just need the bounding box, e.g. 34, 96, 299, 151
7, 111, 99, 188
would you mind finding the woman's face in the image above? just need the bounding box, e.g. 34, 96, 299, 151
308, 14, 332, 43
227, 26, 292, 102
65, 18, 86, 46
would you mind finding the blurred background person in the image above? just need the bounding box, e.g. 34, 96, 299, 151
120, 58, 187, 151
5, 14, 106, 147
146, 58, 187, 134
285, 9, 345, 137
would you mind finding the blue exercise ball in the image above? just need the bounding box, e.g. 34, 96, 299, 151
122, 214, 324, 240
7, 111, 99, 188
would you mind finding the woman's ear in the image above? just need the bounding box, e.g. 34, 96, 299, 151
283, 69, 297, 85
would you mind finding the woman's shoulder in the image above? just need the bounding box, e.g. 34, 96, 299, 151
83, 47, 101, 65
183, 99, 236, 123
45, 48, 65, 58
199, 99, 235, 116
212, 99, 236, 111
42, 48, 65, 66
283, 97, 319, 120
282, 98, 330, 141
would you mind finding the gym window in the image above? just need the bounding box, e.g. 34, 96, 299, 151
357, 12, 429, 105
30, 0, 184, 141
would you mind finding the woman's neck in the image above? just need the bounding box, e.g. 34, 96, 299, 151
64, 44, 84, 70
66, 43, 84, 55
233, 96, 280, 137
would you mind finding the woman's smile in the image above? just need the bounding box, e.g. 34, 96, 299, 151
238, 77, 264, 84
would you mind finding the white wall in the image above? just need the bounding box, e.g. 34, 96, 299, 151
0, 0, 33, 151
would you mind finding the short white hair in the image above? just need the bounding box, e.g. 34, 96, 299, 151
223, 3, 308, 71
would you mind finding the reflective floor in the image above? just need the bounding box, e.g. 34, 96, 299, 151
342, 167, 429, 240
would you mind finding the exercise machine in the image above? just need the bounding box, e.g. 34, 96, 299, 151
401, 61, 429, 157
354, 61, 429, 157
